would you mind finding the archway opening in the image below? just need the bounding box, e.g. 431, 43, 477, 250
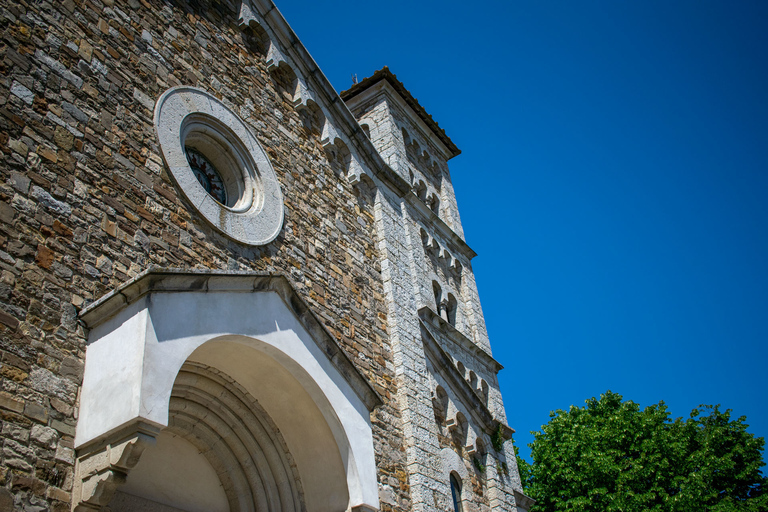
107, 336, 355, 512
110, 360, 306, 512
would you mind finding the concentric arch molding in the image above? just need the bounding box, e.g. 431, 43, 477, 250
154, 86, 284, 245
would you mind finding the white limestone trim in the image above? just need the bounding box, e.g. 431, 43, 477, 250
76, 270, 381, 512
72, 422, 159, 512
239, 3, 412, 194
408, 192, 477, 260
239, 0, 367, 187
153, 86, 284, 245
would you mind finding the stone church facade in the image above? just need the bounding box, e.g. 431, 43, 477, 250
0, 1, 534, 511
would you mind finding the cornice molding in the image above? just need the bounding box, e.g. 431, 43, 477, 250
514, 489, 536, 511
419, 307, 501, 373
240, 1, 475, 260
408, 194, 477, 261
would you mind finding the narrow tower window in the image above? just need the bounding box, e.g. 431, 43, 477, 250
450, 473, 464, 512
446, 293, 458, 326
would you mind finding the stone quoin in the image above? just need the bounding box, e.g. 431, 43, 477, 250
0, 1, 533, 511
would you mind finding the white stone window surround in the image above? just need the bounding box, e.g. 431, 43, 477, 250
74, 269, 382, 512
154, 86, 284, 245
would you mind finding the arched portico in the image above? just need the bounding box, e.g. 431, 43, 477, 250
73, 269, 381, 512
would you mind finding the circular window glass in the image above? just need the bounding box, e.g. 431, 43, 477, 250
154, 86, 284, 246
180, 113, 257, 212
185, 147, 227, 205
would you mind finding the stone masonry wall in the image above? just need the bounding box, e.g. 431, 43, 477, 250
0, 0, 409, 510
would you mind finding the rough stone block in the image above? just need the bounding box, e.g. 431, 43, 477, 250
30, 425, 57, 449
23, 402, 49, 424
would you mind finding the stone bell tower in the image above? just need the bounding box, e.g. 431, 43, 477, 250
342, 68, 534, 511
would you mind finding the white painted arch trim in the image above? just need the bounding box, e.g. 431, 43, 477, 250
76, 270, 381, 512
154, 86, 284, 245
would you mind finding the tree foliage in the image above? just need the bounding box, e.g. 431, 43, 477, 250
519, 391, 767, 511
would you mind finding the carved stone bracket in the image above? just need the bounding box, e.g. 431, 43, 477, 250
73, 422, 160, 511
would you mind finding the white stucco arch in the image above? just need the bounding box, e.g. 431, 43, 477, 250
73, 270, 381, 512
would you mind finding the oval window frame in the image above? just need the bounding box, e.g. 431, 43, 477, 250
154, 86, 284, 246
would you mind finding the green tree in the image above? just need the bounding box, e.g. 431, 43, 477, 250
518, 391, 767, 511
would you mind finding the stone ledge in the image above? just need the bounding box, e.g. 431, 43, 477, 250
420, 318, 513, 441
514, 489, 536, 511
408, 194, 477, 261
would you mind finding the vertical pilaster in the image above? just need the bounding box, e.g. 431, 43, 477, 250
373, 188, 450, 511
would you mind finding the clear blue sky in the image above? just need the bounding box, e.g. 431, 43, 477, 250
279, 1, 768, 461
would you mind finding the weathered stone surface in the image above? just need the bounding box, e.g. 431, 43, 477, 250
53, 126, 74, 151
23, 402, 48, 425
12, 474, 46, 496
29, 187, 71, 216
58, 356, 83, 383
30, 425, 57, 449
0, 393, 24, 413
10, 81, 34, 106
54, 444, 74, 465
34, 245, 54, 269
3, 439, 35, 471
0, 309, 19, 331
0, 487, 12, 512
1, 424, 29, 444
49, 420, 75, 438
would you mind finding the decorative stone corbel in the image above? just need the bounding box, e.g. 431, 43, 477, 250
292, 77, 312, 108
237, 0, 260, 28
238, 2, 288, 75
73, 423, 160, 511
320, 119, 341, 148
266, 41, 288, 72
347, 153, 364, 185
